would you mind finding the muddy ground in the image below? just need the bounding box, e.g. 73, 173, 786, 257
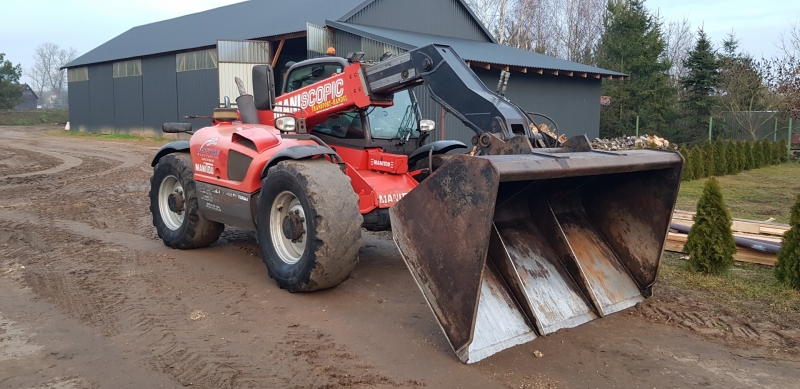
1, 125, 798, 389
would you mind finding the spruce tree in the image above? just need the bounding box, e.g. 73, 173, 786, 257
737, 141, 747, 172
702, 139, 715, 176
776, 194, 800, 289
725, 139, 738, 174
680, 29, 720, 144
596, 0, 676, 139
713, 137, 727, 176
680, 144, 695, 180
691, 145, 705, 179
685, 178, 736, 274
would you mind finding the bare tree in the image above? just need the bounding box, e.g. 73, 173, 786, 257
717, 57, 787, 139
25, 43, 78, 108
777, 18, 800, 58
662, 16, 694, 83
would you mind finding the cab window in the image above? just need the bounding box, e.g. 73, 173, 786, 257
311, 112, 364, 139
285, 63, 343, 93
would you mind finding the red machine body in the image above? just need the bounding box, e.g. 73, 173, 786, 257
188, 62, 419, 218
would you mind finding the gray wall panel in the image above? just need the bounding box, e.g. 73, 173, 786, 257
67, 81, 90, 132
142, 55, 178, 136
113, 76, 144, 135
475, 69, 601, 140
88, 63, 115, 133
345, 0, 491, 42
177, 68, 219, 131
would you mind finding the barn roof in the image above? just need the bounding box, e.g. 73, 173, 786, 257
326, 21, 626, 79
65, 0, 367, 68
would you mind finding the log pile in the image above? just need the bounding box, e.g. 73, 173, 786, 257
591, 135, 675, 151
666, 210, 789, 266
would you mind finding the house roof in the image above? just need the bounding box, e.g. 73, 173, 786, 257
326, 21, 626, 79
22, 84, 38, 99
65, 0, 367, 68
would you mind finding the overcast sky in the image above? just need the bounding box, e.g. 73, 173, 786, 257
2, 0, 797, 84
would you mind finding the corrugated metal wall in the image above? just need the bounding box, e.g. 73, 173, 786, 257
87, 64, 115, 134
474, 68, 601, 140
142, 55, 179, 137
344, 0, 491, 42
177, 68, 219, 131
67, 81, 90, 132
113, 76, 144, 136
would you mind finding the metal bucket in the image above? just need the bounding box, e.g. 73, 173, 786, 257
390, 150, 683, 363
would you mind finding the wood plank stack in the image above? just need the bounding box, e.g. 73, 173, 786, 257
666, 210, 790, 266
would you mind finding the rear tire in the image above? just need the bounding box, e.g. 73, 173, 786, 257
257, 159, 362, 292
150, 153, 224, 249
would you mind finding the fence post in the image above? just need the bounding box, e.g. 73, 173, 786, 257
708, 116, 713, 140
774, 118, 778, 142
635, 115, 639, 137
789, 118, 794, 157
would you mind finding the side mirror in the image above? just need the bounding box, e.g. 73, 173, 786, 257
162, 122, 192, 134
275, 117, 297, 132
419, 119, 436, 133
252, 65, 276, 111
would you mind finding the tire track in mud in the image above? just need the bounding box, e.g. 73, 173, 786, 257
0, 215, 408, 388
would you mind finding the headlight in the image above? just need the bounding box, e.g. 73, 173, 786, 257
419, 119, 436, 133
275, 117, 297, 132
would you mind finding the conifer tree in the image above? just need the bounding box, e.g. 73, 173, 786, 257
725, 139, 738, 174
680, 144, 695, 180
596, 0, 676, 138
680, 29, 720, 144
773, 140, 784, 164
685, 178, 736, 274
768, 140, 779, 165
737, 141, 747, 172
690, 145, 705, 178
753, 140, 764, 168
713, 137, 727, 175
702, 139, 715, 176
776, 194, 800, 289
744, 141, 755, 170
778, 139, 789, 162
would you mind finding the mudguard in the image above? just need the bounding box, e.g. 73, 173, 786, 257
261, 145, 340, 178
151, 140, 190, 167
407, 140, 468, 166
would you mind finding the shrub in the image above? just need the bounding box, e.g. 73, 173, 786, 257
680, 144, 695, 181
776, 194, 800, 289
702, 139, 715, 177
685, 177, 737, 274
713, 137, 727, 176
771, 140, 782, 164
725, 139, 738, 174
690, 145, 705, 179
763, 140, 775, 166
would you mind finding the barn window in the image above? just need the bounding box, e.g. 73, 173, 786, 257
113, 60, 142, 78
67, 67, 89, 82
176, 49, 218, 72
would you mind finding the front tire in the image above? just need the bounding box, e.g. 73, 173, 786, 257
149, 153, 224, 249
257, 159, 362, 292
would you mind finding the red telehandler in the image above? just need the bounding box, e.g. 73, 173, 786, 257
150, 44, 684, 363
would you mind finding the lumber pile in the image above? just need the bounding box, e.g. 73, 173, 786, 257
666, 210, 789, 266
591, 135, 675, 151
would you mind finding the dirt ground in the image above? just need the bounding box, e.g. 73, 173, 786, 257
1, 125, 798, 389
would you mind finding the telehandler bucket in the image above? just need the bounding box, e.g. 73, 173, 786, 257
390, 149, 683, 363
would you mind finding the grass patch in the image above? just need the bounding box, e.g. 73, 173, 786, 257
0, 109, 69, 126
659, 252, 800, 314
51, 130, 169, 143
676, 163, 800, 224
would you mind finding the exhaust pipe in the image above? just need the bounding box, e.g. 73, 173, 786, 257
390, 150, 683, 363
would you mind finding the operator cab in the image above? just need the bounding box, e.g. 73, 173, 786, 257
281, 58, 429, 156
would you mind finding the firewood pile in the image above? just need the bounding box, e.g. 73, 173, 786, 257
591, 135, 675, 151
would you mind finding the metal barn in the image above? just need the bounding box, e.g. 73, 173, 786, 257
64, 0, 624, 143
